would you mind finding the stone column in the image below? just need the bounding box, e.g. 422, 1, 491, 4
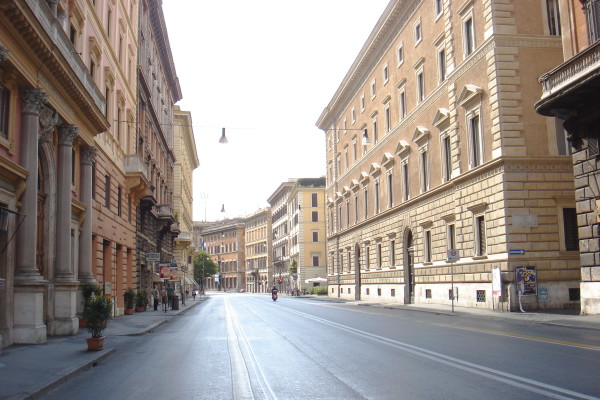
78, 146, 97, 284
13, 88, 48, 344
51, 125, 79, 335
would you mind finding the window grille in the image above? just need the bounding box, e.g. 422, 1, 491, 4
425, 289, 432, 298
476, 290, 486, 302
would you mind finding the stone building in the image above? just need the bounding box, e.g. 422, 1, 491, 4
536, 0, 600, 314
203, 219, 246, 292
245, 208, 272, 293
288, 178, 327, 292
317, 0, 579, 311
172, 106, 199, 293
268, 181, 294, 292
90, 0, 139, 317
135, 0, 181, 297
0, 0, 110, 346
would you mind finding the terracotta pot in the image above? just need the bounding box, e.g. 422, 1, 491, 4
87, 336, 104, 351
136, 307, 145, 312
124, 309, 133, 315
79, 319, 87, 329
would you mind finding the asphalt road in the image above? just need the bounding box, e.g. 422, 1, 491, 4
41, 293, 600, 400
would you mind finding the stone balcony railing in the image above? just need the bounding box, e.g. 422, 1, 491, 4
155, 204, 173, 218
124, 154, 150, 179
539, 40, 600, 100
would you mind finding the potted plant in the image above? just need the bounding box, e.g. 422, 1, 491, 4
136, 290, 148, 312
79, 283, 102, 328
83, 295, 112, 351
124, 288, 135, 315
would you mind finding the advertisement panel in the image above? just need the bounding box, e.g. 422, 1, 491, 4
492, 267, 502, 297
159, 263, 171, 279
515, 266, 537, 295
170, 267, 179, 281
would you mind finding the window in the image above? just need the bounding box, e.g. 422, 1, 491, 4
374, 180, 380, 214
562, 208, 579, 251
383, 64, 389, 84
360, 94, 365, 112
344, 148, 349, 171
447, 223, 456, 252
399, 87, 407, 120
347, 249, 351, 272
475, 215, 486, 256
442, 133, 452, 181
416, 70, 425, 103
351, 107, 356, 123
346, 200, 350, 227
584, 0, 600, 43
387, 171, 394, 208
424, 230, 432, 262
438, 48, 446, 83
312, 255, 319, 266
337, 204, 342, 231
106, 8, 112, 38
546, 0, 561, 36
311, 211, 318, 222
463, 15, 475, 57
390, 240, 396, 266
425, 289, 432, 298
476, 290, 486, 302
384, 104, 391, 133
0, 82, 10, 139
372, 117, 378, 144
391, 289, 396, 297
554, 118, 572, 156
434, 0, 443, 17
312, 231, 319, 242
397, 42, 404, 66
91, 162, 96, 200
312, 193, 318, 207
371, 79, 377, 98
377, 243, 382, 268
117, 186, 122, 217
419, 148, 429, 193
365, 246, 370, 269
104, 174, 111, 209
402, 161, 410, 201
414, 20, 422, 45
353, 137, 358, 161
468, 112, 483, 168
354, 194, 359, 224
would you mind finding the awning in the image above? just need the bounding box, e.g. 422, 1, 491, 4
183, 276, 196, 286
305, 277, 328, 284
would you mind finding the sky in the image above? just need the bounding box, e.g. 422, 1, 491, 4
162, 0, 390, 222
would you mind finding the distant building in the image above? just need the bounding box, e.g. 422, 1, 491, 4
268, 181, 294, 292
288, 178, 327, 292
203, 219, 246, 292
317, 0, 579, 310
536, 0, 600, 314
245, 208, 272, 293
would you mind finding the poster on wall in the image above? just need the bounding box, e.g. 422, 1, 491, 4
515, 266, 537, 295
491, 267, 502, 297
159, 263, 171, 279
170, 267, 179, 281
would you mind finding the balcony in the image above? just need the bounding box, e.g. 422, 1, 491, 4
175, 231, 192, 245
124, 155, 151, 196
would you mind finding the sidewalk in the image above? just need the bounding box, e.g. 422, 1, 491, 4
2, 294, 599, 400
0, 295, 207, 400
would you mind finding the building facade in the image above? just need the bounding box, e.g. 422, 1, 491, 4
172, 106, 199, 293
268, 181, 294, 293
245, 208, 272, 293
288, 178, 327, 292
0, 0, 110, 346
135, 0, 181, 297
317, 0, 579, 310
536, 0, 600, 314
203, 219, 246, 292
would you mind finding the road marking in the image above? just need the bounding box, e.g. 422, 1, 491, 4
433, 323, 600, 350
281, 305, 600, 400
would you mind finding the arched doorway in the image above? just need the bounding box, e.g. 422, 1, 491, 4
404, 229, 414, 304
354, 243, 361, 300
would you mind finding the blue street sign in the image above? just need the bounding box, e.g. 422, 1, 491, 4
509, 249, 526, 255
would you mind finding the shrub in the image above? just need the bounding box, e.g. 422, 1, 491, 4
83, 296, 112, 338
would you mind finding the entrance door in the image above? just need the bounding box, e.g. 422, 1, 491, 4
404, 230, 414, 304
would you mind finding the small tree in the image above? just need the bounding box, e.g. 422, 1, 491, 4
193, 250, 218, 290
289, 259, 298, 275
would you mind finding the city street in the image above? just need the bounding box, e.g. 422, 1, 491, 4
41, 293, 600, 400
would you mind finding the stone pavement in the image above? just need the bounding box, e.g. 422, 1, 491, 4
1, 293, 599, 400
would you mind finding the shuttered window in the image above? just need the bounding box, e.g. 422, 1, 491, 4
563, 208, 579, 251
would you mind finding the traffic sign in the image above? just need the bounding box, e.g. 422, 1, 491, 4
147, 252, 160, 262
509, 249, 526, 255
447, 249, 460, 261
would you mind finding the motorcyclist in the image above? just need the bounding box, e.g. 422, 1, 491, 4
271, 286, 279, 300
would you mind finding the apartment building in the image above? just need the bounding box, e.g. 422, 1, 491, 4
245, 208, 272, 293
536, 0, 600, 314
268, 181, 294, 292
135, 0, 182, 297
0, 0, 117, 345
173, 106, 199, 293
317, 0, 579, 311
288, 178, 327, 292
203, 219, 245, 292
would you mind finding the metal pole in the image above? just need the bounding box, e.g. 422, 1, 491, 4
451, 262, 455, 313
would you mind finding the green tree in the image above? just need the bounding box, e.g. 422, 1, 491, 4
193, 250, 218, 290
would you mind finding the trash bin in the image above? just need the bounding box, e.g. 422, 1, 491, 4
171, 295, 179, 310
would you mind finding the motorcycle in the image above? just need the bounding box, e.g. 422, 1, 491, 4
272, 292, 278, 301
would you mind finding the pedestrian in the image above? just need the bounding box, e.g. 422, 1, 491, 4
160, 286, 168, 312
152, 284, 160, 311
192, 290, 196, 301
166, 284, 174, 309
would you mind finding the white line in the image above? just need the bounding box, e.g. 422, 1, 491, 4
281, 305, 600, 400
225, 298, 254, 400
